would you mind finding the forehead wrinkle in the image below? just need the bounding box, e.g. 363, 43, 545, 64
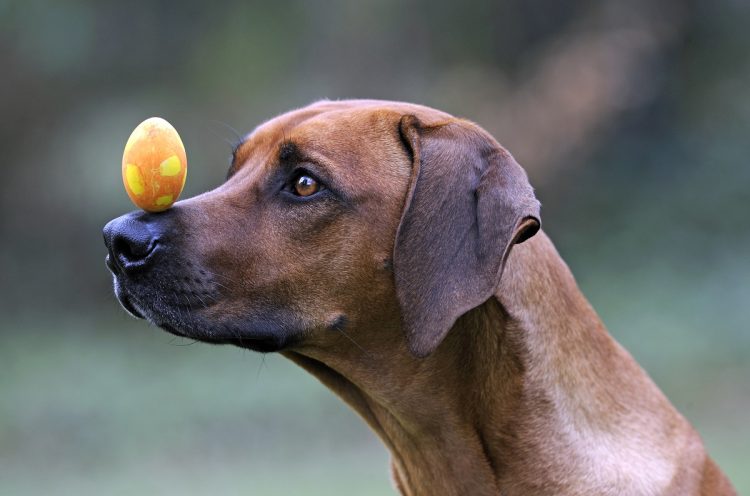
237, 102, 408, 164
291, 110, 403, 167
234, 102, 434, 180
232, 106, 335, 170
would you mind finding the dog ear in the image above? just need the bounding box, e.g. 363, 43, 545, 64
394, 115, 541, 357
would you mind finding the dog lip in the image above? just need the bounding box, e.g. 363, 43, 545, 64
114, 283, 145, 319
120, 296, 145, 319
105, 254, 119, 274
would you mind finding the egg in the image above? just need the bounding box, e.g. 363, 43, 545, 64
122, 117, 187, 212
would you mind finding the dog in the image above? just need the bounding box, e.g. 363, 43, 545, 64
103, 100, 736, 495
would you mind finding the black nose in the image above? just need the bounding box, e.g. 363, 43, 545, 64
103, 212, 159, 273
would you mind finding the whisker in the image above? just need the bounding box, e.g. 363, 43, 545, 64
208, 120, 242, 152
209, 119, 242, 141
192, 292, 209, 309
200, 293, 219, 303
172, 291, 186, 326
213, 281, 231, 292
256, 353, 268, 380
334, 328, 372, 358
202, 269, 238, 286
179, 293, 195, 317
233, 326, 244, 346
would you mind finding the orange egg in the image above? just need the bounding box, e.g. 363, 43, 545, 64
122, 117, 187, 212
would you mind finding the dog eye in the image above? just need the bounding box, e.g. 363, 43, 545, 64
293, 174, 320, 197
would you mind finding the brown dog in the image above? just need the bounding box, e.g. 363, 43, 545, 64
103, 100, 736, 495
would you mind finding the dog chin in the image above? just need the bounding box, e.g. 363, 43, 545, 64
156, 319, 295, 353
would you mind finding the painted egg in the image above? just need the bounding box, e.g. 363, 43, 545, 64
122, 117, 187, 212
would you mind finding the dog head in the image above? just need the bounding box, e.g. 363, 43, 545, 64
103, 100, 540, 356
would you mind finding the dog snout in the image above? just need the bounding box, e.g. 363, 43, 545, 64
103, 212, 163, 273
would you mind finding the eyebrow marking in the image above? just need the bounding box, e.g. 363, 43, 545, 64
279, 140, 301, 163
226, 138, 303, 181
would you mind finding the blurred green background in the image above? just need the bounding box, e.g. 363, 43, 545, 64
1, 0, 748, 494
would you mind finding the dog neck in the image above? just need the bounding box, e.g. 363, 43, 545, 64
285, 232, 695, 495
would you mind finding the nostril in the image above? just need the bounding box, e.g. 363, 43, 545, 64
113, 232, 157, 267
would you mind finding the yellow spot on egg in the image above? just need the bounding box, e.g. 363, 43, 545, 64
125, 164, 145, 195
156, 194, 174, 206
159, 155, 181, 176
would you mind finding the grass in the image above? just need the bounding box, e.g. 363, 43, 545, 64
0, 318, 391, 495
1, 306, 747, 494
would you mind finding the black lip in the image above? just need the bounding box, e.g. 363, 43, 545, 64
119, 294, 145, 319
105, 255, 119, 274
113, 280, 145, 319
108, 260, 295, 353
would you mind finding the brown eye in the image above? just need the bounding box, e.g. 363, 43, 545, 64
293, 174, 320, 197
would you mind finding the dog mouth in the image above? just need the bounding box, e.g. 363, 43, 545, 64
107, 253, 217, 330
116, 289, 146, 320
107, 258, 297, 353
110, 273, 147, 320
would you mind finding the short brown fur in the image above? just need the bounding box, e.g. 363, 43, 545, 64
105, 100, 736, 495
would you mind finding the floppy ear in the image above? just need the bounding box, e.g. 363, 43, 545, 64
394, 115, 541, 357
